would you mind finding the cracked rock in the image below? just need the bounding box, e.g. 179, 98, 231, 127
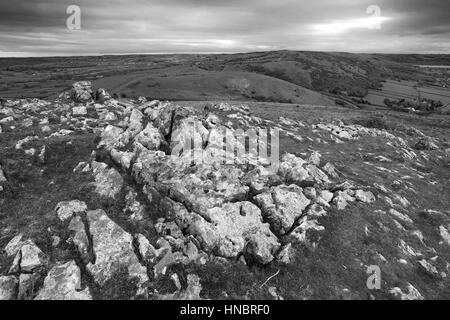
84, 209, 148, 294
10, 240, 49, 273
69, 215, 91, 264
254, 185, 310, 235
35, 261, 92, 300
188, 201, 280, 264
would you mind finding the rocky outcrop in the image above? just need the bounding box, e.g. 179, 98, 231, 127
3, 86, 403, 300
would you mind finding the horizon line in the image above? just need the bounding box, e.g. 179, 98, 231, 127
1, 49, 450, 59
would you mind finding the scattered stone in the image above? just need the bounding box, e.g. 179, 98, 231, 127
390, 283, 424, 300
354, 190, 376, 203
413, 137, 438, 150
439, 226, 450, 246
73, 161, 90, 173
418, 259, 440, 277
389, 208, 413, 224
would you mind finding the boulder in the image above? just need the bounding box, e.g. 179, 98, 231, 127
188, 202, 280, 264
316, 190, 334, 207
18, 273, 41, 300
98, 125, 125, 150
35, 261, 92, 300
390, 283, 424, 300
0, 276, 18, 300
95, 88, 111, 103
254, 185, 310, 235
85, 210, 148, 294
332, 190, 355, 210
110, 149, 134, 171
70, 81, 93, 103
91, 161, 124, 199
135, 123, 164, 150
10, 240, 49, 273
55, 200, 87, 222
354, 190, 376, 203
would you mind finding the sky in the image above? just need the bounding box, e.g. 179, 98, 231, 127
0, 0, 449, 57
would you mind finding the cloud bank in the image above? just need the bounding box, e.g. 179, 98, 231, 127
0, 0, 449, 56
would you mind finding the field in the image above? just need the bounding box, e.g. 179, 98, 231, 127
1, 51, 450, 110
366, 78, 450, 108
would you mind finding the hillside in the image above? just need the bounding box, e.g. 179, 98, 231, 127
1, 81, 449, 300
1, 51, 449, 110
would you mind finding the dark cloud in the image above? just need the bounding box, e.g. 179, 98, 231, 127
0, 0, 449, 56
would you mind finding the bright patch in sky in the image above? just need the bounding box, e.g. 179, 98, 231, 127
311, 16, 391, 34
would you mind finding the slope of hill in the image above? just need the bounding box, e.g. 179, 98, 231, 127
1, 51, 449, 108
0, 82, 449, 300
95, 70, 333, 105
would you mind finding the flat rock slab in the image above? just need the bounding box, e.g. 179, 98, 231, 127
85, 210, 148, 293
